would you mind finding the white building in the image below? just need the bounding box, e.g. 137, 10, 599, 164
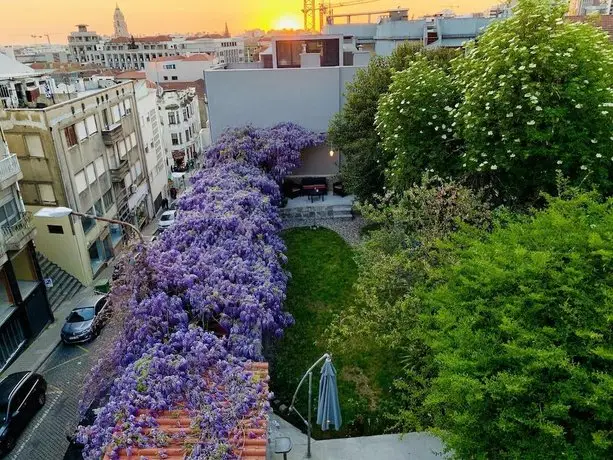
158, 87, 202, 170
68, 24, 104, 65
144, 54, 219, 83
133, 81, 168, 213
205, 35, 371, 177
0, 51, 53, 109
66, 24, 245, 70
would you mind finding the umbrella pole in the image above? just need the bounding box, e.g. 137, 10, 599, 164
307, 371, 312, 458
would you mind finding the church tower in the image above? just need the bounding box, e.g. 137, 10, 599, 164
113, 4, 130, 38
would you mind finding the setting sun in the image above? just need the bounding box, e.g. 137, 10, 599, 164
273, 14, 302, 30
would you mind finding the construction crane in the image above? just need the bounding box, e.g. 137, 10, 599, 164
31, 34, 51, 45
302, 0, 381, 32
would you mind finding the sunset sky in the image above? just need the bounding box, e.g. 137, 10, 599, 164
1, 0, 494, 45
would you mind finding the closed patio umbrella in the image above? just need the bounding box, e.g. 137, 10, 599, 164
316, 358, 342, 431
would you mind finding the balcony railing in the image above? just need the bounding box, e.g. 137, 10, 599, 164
2, 212, 35, 251
0, 154, 23, 186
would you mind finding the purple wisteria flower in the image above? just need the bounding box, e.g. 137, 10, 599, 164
77, 123, 324, 459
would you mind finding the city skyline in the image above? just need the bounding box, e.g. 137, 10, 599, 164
2, 0, 494, 44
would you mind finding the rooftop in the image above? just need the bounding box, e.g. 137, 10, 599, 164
103, 362, 269, 460
115, 70, 146, 80
109, 35, 173, 44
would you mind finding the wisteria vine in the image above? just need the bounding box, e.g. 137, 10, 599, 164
77, 123, 325, 459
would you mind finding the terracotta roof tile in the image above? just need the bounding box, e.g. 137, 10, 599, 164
115, 70, 146, 80
160, 79, 206, 99
103, 362, 269, 460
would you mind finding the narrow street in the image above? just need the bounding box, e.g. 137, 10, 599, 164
7, 338, 97, 459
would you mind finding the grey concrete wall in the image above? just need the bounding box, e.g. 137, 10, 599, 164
205, 66, 362, 141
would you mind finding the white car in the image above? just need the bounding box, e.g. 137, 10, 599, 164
158, 210, 176, 230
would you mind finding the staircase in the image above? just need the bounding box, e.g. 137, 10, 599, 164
36, 252, 85, 311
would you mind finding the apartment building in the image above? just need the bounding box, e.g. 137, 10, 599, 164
158, 87, 202, 170
0, 121, 53, 371
0, 51, 53, 109
68, 24, 104, 66
133, 80, 168, 213
66, 25, 246, 70
0, 82, 149, 285
144, 54, 218, 83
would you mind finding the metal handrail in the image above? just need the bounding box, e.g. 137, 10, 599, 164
1, 211, 34, 245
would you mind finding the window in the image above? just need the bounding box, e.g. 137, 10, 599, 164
171, 76, 178, 81
86, 115, 97, 135
64, 125, 78, 148
82, 207, 95, 233
125, 99, 132, 113
94, 199, 103, 216
86, 162, 96, 184
168, 112, 177, 125
103, 189, 114, 209
163, 76, 168, 81
95, 157, 105, 177
111, 104, 121, 123
171, 133, 179, 146
25, 135, 44, 157
47, 225, 64, 234
75, 121, 87, 142
39, 184, 55, 203
75, 170, 87, 194
0, 197, 19, 227
178, 133, 182, 144
119, 101, 126, 117
135, 159, 142, 178
124, 173, 133, 189
118, 140, 127, 158
185, 130, 189, 141
129, 132, 137, 148
163, 64, 176, 69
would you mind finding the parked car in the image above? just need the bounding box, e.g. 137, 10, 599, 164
0, 372, 47, 454
158, 210, 176, 230
60, 294, 108, 344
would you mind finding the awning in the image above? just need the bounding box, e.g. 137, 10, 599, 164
172, 150, 185, 160
171, 172, 187, 180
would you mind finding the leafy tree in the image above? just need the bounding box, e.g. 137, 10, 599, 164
424, 193, 613, 459
376, 58, 462, 190
327, 176, 491, 431
329, 45, 459, 202
452, 0, 613, 204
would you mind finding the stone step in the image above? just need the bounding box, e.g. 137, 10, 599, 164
36, 252, 85, 311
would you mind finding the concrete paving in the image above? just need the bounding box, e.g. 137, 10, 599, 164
267, 414, 448, 460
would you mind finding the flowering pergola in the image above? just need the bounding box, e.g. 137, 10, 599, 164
77, 123, 325, 459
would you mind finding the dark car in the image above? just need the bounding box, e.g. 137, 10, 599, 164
0, 371, 47, 453
61, 294, 108, 344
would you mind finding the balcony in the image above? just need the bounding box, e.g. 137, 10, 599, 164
110, 159, 130, 183
2, 212, 36, 252
0, 154, 24, 189
101, 122, 124, 146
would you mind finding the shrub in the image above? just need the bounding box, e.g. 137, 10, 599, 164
452, 0, 613, 204
424, 193, 613, 459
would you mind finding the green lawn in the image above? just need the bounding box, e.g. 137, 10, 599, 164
268, 227, 389, 438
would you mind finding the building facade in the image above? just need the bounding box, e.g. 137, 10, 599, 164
323, 10, 498, 55
158, 87, 202, 170
144, 54, 218, 83
66, 25, 245, 70
205, 35, 371, 177
134, 81, 168, 214
0, 120, 53, 371
0, 82, 150, 285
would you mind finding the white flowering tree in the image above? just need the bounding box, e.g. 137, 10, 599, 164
452, 0, 613, 203
376, 58, 461, 191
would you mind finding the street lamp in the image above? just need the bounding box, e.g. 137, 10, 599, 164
35, 207, 144, 244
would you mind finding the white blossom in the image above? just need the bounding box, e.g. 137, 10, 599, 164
591, 139, 598, 144
491, 165, 498, 170
580, 165, 587, 170
596, 153, 602, 158
527, 120, 536, 126
535, 106, 542, 111
575, 103, 583, 109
